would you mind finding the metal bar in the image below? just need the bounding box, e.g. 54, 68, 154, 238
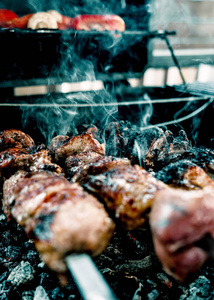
0, 96, 207, 107
163, 35, 187, 89
140, 97, 213, 130
66, 254, 117, 300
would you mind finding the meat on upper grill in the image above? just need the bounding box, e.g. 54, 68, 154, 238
1, 129, 115, 281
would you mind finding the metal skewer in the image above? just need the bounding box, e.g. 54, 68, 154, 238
66, 254, 118, 300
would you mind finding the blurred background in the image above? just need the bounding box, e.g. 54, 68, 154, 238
145, 0, 214, 86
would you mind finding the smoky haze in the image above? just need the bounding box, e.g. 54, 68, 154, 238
2, 0, 151, 143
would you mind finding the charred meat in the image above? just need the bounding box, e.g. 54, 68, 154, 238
3, 171, 115, 275
105, 122, 214, 175
0, 129, 35, 150
155, 159, 214, 190
65, 151, 130, 183
48, 132, 105, 163
0, 129, 115, 281
84, 164, 166, 230
0, 147, 63, 179
144, 130, 214, 174
150, 186, 214, 282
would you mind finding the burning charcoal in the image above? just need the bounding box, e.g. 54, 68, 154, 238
132, 283, 142, 300
39, 272, 57, 291
34, 286, 49, 300
0, 213, 7, 225
180, 276, 214, 300
51, 287, 65, 300
5, 245, 22, 262
24, 250, 40, 267
104, 121, 164, 164
1, 231, 13, 247
147, 289, 159, 300
7, 261, 35, 286
115, 256, 153, 275
0, 280, 12, 293
0, 272, 8, 283
138, 279, 159, 299
156, 273, 172, 287
155, 160, 197, 186
22, 290, 34, 300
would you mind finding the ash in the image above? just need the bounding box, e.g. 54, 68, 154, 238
1, 197, 214, 300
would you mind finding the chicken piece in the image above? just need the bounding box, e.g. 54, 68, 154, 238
27, 12, 58, 29
0, 129, 35, 150
0, 147, 63, 179
3, 171, 115, 276
84, 164, 166, 230
65, 151, 131, 183
150, 187, 214, 282
49, 133, 105, 162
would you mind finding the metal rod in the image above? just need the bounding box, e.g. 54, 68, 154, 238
139, 97, 213, 130
163, 35, 187, 89
0, 96, 207, 107
66, 254, 118, 300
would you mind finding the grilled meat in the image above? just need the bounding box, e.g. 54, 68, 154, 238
5, 126, 213, 283
0, 147, 63, 179
105, 122, 214, 176
1, 129, 115, 281
150, 160, 214, 282
0, 129, 35, 150
49, 132, 161, 230
150, 187, 214, 282
155, 159, 214, 190
105, 121, 164, 161
49, 132, 105, 162
144, 130, 191, 170
65, 151, 130, 183
84, 164, 166, 230
144, 130, 214, 174
3, 171, 115, 275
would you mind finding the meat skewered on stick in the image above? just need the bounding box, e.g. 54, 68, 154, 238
49, 128, 214, 282
0, 129, 117, 300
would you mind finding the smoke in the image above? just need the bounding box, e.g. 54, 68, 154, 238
7, 0, 152, 145
150, 0, 193, 31
20, 87, 118, 144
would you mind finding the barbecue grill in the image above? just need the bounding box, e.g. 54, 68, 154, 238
1, 1, 214, 300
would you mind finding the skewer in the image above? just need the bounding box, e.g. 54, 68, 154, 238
66, 254, 118, 300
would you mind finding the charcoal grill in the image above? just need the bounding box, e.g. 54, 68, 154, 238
0, 1, 214, 299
